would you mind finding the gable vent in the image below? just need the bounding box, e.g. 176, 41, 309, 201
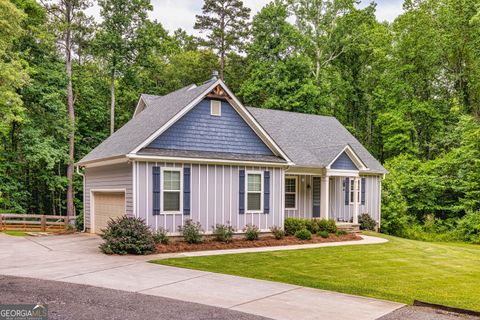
211, 100, 221, 116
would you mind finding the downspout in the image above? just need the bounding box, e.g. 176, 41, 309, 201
76, 165, 86, 232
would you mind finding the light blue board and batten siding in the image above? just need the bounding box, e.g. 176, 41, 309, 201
329, 176, 381, 222
133, 161, 284, 234
284, 175, 381, 222
84, 162, 133, 229
147, 99, 274, 155
330, 152, 358, 170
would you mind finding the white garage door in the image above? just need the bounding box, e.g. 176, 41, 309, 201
93, 192, 125, 233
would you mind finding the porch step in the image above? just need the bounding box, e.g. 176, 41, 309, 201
336, 224, 360, 234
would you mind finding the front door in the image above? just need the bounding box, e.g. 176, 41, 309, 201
312, 177, 321, 218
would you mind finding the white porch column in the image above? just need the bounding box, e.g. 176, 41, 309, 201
320, 176, 329, 219
353, 177, 360, 224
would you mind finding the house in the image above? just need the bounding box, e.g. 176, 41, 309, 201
77, 76, 386, 234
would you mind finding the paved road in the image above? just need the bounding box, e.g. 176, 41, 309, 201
0, 275, 269, 320
0, 233, 403, 320
379, 306, 480, 320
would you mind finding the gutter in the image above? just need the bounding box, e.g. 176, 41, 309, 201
76, 165, 86, 232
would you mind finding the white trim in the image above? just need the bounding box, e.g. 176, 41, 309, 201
80, 157, 128, 168
326, 169, 359, 177
90, 188, 127, 234
326, 145, 368, 171
132, 161, 136, 217
220, 82, 293, 163
127, 154, 288, 167
131, 80, 220, 154
129, 79, 293, 164
210, 100, 222, 116
245, 170, 264, 214
160, 167, 183, 215
284, 176, 298, 210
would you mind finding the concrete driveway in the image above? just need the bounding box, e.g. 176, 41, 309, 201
0, 233, 403, 320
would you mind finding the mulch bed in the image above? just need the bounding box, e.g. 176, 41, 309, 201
156, 233, 361, 253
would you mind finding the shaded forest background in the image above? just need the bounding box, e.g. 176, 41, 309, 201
1, 0, 479, 241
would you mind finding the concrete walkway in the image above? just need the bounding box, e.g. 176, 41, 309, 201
0, 233, 403, 320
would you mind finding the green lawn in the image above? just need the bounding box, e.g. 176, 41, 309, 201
1, 230, 30, 236
152, 233, 480, 311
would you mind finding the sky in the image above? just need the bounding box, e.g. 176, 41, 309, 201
87, 0, 405, 35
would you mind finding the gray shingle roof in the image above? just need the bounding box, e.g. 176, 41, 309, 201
78, 81, 215, 164
247, 107, 386, 173
138, 148, 286, 163
78, 81, 386, 174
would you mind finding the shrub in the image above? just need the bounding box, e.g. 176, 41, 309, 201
153, 227, 170, 245
75, 212, 84, 231
335, 230, 348, 236
213, 223, 235, 243
358, 213, 376, 231
456, 211, 480, 244
295, 228, 312, 240
99, 216, 156, 255
317, 219, 337, 233
243, 224, 259, 241
284, 218, 306, 235
305, 219, 319, 234
178, 219, 204, 244
270, 225, 285, 240
318, 230, 329, 238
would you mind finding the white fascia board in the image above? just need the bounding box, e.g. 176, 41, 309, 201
129, 80, 221, 154
326, 169, 360, 177
126, 154, 289, 167
219, 81, 293, 164
79, 156, 129, 168
326, 145, 367, 170
129, 79, 294, 165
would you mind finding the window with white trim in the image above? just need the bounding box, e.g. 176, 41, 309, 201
162, 169, 181, 212
246, 172, 263, 212
210, 100, 221, 116
349, 178, 361, 205
285, 177, 297, 209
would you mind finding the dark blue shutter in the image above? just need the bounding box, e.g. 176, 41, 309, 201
239, 170, 245, 214
361, 177, 366, 205
153, 166, 160, 215
264, 171, 270, 214
344, 178, 349, 205
183, 166, 191, 215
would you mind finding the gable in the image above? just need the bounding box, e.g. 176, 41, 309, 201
147, 99, 274, 155
330, 152, 359, 170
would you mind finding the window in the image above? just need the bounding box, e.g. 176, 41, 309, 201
285, 177, 297, 209
162, 169, 181, 212
348, 178, 361, 205
211, 100, 221, 116
246, 172, 263, 212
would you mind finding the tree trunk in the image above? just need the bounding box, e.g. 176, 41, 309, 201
110, 70, 115, 135
220, 51, 225, 81
65, 0, 75, 218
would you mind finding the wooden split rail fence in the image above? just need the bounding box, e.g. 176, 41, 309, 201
0, 214, 69, 232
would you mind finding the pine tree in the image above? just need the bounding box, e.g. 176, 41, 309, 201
95, 0, 152, 134
194, 0, 250, 80
44, 0, 92, 218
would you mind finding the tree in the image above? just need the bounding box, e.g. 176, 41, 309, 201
44, 0, 92, 218
289, 0, 357, 82
95, 0, 152, 134
194, 0, 250, 80
0, 0, 28, 138
239, 1, 320, 113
